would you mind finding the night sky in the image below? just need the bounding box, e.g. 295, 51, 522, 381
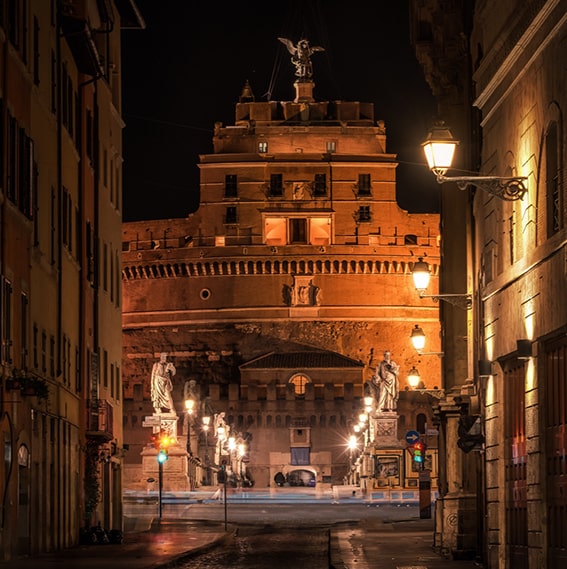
121, 1, 439, 222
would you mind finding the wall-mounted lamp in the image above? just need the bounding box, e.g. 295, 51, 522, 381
410, 324, 443, 356
406, 366, 445, 399
517, 339, 533, 360
422, 121, 528, 201
412, 257, 472, 310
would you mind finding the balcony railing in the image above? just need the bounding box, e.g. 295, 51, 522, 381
86, 399, 114, 441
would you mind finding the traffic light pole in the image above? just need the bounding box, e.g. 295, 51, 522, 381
158, 459, 163, 521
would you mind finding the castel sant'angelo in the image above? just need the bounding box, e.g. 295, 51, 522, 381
121, 37, 442, 491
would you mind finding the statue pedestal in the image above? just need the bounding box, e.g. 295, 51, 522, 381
372, 412, 403, 448
141, 444, 190, 492
294, 80, 315, 103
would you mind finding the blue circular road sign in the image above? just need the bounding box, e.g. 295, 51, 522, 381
405, 430, 421, 445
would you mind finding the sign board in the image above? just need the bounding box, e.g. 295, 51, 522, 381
405, 430, 421, 445
426, 428, 439, 436
142, 416, 161, 428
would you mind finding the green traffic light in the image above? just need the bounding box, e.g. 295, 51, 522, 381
157, 449, 169, 463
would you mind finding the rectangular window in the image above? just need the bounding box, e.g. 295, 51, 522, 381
50, 187, 56, 264
258, 141, 268, 153
110, 363, 115, 398
32, 159, 39, 244
1, 279, 13, 365
225, 206, 238, 224
7, 114, 17, 202
8, 0, 20, 47
75, 347, 80, 392
86, 109, 93, 163
33, 16, 40, 85
103, 242, 108, 291
20, 293, 28, 369
224, 174, 237, 198
62, 335, 68, 384
326, 141, 336, 153
50, 50, 56, 113
313, 174, 327, 196
269, 174, 283, 197
116, 366, 121, 401
290, 218, 307, 244
41, 330, 47, 373
290, 447, 310, 466
110, 245, 115, 303
33, 323, 38, 369
546, 122, 561, 237
356, 206, 371, 222
357, 173, 371, 196
49, 335, 55, 377
103, 349, 108, 388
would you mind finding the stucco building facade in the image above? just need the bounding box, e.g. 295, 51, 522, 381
122, 58, 442, 493
0, 0, 143, 560
411, 1, 567, 567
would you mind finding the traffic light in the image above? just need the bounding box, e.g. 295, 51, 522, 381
413, 440, 426, 464
457, 415, 484, 453
157, 449, 169, 463
217, 460, 227, 483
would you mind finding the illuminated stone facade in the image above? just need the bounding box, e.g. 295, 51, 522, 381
122, 77, 442, 490
0, 0, 143, 561
411, 0, 567, 566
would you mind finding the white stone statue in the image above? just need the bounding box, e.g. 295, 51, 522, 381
374, 350, 400, 413
278, 37, 325, 80
151, 352, 176, 414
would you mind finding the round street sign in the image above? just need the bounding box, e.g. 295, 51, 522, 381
405, 430, 421, 445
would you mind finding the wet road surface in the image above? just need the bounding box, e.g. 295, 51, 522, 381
175, 525, 330, 569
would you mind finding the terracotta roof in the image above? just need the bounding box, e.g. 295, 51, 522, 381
240, 351, 364, 370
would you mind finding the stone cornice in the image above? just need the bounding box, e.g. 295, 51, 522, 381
122, 255, 439, 281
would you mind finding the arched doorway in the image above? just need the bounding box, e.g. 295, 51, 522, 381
287, 468, 316, 487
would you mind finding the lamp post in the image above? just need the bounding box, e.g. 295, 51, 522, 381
410, 324, 444, 356
238, 443, 246, 485
406, 366, 445, 399
411, 258, 472, 310
347, 434, 358, 484
184, 398, 195, 455
422, 121, 528, 201
156, 432, 172, 521
202, 416, 210, 485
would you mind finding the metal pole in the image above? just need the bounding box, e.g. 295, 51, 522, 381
223, 471, 228, 531
158, 459, 163, 520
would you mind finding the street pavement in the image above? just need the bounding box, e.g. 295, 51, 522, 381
0, 491, 483, 568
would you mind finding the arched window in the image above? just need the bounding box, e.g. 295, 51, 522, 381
289, 373, 310, 396
417, 413, 427, 434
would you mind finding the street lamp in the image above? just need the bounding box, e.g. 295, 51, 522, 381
238, 443, 246, 483
411, 257, 472, 310
184, 398, 195, 455
347, 434, 358, 484
422, 121, 528, 201
407, 366, 445, 399
410, 324, 443, 356
202, 416, 211, 485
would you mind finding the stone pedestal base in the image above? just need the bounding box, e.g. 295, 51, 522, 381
372, 412, 402, 448
294, 80, 315, 103
434, 492, 479, 559
141, 444, 190, 492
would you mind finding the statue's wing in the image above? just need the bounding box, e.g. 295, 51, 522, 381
311, 46, 325, 53
278, 37, 296, 54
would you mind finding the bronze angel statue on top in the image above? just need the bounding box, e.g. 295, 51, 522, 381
278, 37, 325, 80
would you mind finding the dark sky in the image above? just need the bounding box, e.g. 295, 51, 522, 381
121, 1, 439, 222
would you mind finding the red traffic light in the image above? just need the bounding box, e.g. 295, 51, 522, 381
413, 440, 426, 463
